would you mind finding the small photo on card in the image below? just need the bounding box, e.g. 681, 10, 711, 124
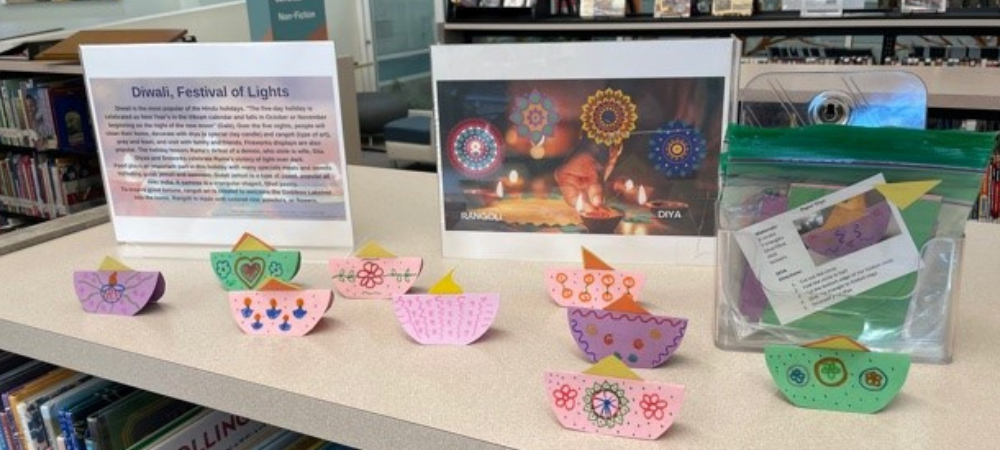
792, 189, 900, 266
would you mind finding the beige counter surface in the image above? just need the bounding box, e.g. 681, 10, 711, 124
0, 166, 997, 449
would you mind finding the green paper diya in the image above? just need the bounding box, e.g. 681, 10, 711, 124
765, 336, 910, 414
211, 233, 301, 291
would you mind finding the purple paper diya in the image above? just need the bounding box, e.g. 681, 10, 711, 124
73, 257, 165, 316
567, 296, 687, 368
802, 201, 891, 258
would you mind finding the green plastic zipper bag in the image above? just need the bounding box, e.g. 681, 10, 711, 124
715, 124, 994, 363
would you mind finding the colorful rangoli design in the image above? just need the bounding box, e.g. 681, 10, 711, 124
647, 121, 707, 178
509, 89, 560, 158
580, 88, 637, 179
446, 118, 504, 178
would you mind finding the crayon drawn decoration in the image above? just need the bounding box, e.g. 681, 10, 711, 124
211, 232, 301, 291
228, 278, 332, 337
393, 270, 499, 345
73, 256, 165, 316
329, 241, 423, 299
567, 294, 687, 368
545, 247, 646, 309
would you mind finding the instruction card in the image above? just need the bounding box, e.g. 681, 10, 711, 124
81, 42, 352, 248
735, 174, 920, 324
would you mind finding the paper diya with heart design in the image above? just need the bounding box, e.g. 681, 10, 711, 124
328, 241, 422, 299
211, 233, 301, 291
545, 248, 645, 310
228, 278, 332, 336
392, 270, 499, 345
73, 257, 166, 316
545, 356, 684, 440
568, 295, 687, 368
765, 336, 911, 414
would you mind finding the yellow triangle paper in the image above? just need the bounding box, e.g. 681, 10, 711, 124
803, 336, 869, 352
584, 355, 643, 381
258, 278, 300, 291
98, 256, 132, 271
355, 241, 396, 258
605, 294, 649, 315
232, 232, 275, 252
875, 180, 941, 210
428, 270, 463, 295
582, 247, 614, 270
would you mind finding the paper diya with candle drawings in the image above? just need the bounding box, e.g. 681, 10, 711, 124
328, 241, 422, 299
567, 294, 687, 368
73, 257, 165, 316
392, 270, 499, 345
211, 233, 301, 291
545, 248, 646, 310
765, 336, 910, 414
544, 356, 684, 440
228, 278, 332, 336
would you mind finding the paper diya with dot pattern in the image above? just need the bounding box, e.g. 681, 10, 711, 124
568, 295, 687, 368
580, 88, 637, 181
647, 120, 707, 178
73, 257, 166, 316
392, 270, 499, 345
446, 118, 505, 178
211, 233, 301, 291
544, 355, 684, 440
545, 248, 646, 310
328, 241, 422, 299
765, 336, 910, 414
228, 278, 332, 336
509, 89, 560, 159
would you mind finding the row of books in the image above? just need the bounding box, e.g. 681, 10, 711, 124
0, 76, 95, 152
0, 351, 351, 450
926, 117, 1000, 223
0, 152, 105, 220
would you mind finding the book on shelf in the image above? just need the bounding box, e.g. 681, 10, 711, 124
0, 76, 95, 152
0, 152, 105, 220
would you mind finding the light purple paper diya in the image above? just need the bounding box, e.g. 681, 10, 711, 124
802, 201, 891, 259
228, 278, 332, 337
392, 270, 499, 345
567, 295, 687, 368
329, 242, 422, 299
73, 257, 165, 316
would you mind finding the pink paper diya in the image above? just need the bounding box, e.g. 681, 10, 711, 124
545, 356, 684, 440
228, 278, 332, 336
73, 257, 165, 316
392, 270, 499, 345
545, 248, 646, 309
803, 200, 891, 259
328, 242, 423, 299
567, 295, 687, 368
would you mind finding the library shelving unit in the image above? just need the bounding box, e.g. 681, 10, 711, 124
0, 165, 998, 450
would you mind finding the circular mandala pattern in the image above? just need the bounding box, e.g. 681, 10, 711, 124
509, 89, 560, 143
584, 381, 631, 428
647, 121, 708, 178
446, 118, 504, 178
814, 357, 848, 387
787, 365, 810, 387
859, 368, 888, 391
580, 88, 637, 147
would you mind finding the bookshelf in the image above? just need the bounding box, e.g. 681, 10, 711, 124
0, 166, 996, 449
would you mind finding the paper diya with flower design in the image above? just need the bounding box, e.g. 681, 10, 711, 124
228, 278, 332, 336
545, 248, 646, 310
765, 336, 911, 414
328, 241, 422, 299
545, 355, 684, 440
392, 270, 499, 345
568, 294, 687, 368
211, 233, 301, 291
509, 89, 561, 159
446, 118, 505, 179
73, 257, 165, 316
580, 88, 637, 180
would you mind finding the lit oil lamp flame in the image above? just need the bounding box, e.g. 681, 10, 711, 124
575, 193, 585, 213
625, 179, 635, 192
108, 272, 118, 285
509, 170, 519, 184
496, 180, 504, 198
638, 185, 647, 205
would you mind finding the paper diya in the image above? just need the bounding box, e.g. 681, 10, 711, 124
392, 270, 499, 345
544, 356, 684, 440
328, 241, 423, 299
211, 233, 301, 291
545, 248, 646, 309
73, 257, 165, 316
228, 278, 332, 336
567, 295, 687, 368
802, 197, 891, 259
765, 336, 911, 414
